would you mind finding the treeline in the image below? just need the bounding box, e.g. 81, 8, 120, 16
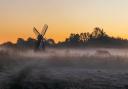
57, 27, 128, 48
1, 27, 128, 48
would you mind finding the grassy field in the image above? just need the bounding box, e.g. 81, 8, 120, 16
0, 47, 128, 89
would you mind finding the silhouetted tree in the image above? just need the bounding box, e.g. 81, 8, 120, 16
47, 39, 55, 45
68, 33, 80, 46
80, 32, 91, 43
17, 38, 25, 47
91, 27, 107, 38
0, 41, 15, 47
45, 38, 55, 47
26, 38, 35, 48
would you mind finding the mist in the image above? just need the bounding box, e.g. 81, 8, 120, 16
0, 47, 128, 89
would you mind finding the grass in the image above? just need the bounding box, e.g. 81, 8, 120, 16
0, 47, 128, 89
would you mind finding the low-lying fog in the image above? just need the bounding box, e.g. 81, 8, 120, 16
0, 47, 128, 89
2, 47, 128, 58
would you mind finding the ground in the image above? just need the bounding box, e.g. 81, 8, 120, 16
0, 47, 128, 89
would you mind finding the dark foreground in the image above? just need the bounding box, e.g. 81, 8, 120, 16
1, 48, 128, 89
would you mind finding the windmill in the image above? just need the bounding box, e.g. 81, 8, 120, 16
33, 24, 48, 50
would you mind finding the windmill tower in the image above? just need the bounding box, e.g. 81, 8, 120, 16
33, 24, 48, 51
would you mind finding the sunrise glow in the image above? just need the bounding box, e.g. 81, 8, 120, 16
1, 0, 128, 43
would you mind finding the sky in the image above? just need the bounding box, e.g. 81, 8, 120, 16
1, 0, 128, 43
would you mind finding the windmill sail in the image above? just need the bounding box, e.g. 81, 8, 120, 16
33, 24, 48, 51
41, 24, 48, 36
33, 27, 40, 37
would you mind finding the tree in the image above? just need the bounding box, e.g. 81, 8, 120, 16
47, 39, 55, 45
17, 38, 25, 47
91, 27, 107, 38
80, 32, 91, 43
26, 37, 35, 47
67, 33, 81, 46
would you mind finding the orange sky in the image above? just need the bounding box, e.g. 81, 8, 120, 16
1, 0, 128, 43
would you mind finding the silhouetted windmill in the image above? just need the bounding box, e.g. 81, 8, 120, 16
33, 24, 48, 50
